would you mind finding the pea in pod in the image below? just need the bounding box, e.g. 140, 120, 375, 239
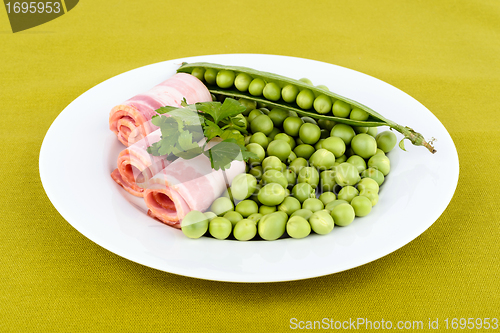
177, 62, 436, 153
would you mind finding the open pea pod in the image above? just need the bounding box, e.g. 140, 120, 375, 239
177, 62, 436, 153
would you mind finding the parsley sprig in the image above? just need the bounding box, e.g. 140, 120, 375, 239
146, 98, 257, 170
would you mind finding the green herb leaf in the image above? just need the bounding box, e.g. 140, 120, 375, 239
156, 106, 178, 114
203, 119, 223, 140
204, 139, 244, 170
220, 129, 245, 146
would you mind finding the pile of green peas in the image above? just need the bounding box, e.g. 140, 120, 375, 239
181, 98, 398, 240
188, 66, 370, 119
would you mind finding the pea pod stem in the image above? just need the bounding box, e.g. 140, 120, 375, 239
177, 62, 437, 154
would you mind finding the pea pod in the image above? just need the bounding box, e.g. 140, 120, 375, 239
177, 62, 436, 153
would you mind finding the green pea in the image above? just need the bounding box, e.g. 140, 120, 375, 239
320, 170, 336, 192
262, 170, 288, 188
291, 209, 313, 221
223, 211, 243, 227
376, 131, 397, 153
234, 73, 253, 92
284, 168, 297, 188
246, 143, 265, 164
309, 210, 335, 235
298, 123, 321, 145
351, 133, 378, 159
319, 192, 336, 206
204, 211, 218, 222
368, 154, 391, 176
350, 196, 372, 217
247, 213, 263, 224
359, 188, 379, 206
247, 109, 263, 122
332, 100, 351, 118
287, 151, 297, 164
318, 119, 336, 131
191, 67, 206, 81
289, 157, 308, 175
263, 82, 281, 101
234, 219, 257, 241
356, 177, 380, 193
309, 149, 336, 171
248, 165, 263, 181
258, 183, 286, 206
295, 137, 304, 145
281, 84, 299, 103
325, 199, 349, 212
313, 94, 333, 114
259, 205, 277, 215
286, 216, 311, 239
334, 163, 361, 186
204, 68, 217, 85
283, 117, 304, 137
209, 217, 232, 240
375, 148, 385, 156
346, 155, 367, 173
367, 127, 378, 137
274, 133, 296, 150
259, 106, 270, 114
299, 78, 313, 85
330, 124, 356, 145
337, 185, 359, 203
216, 70, 235, 89
238, 98, 257, 115
181, 210, 209, 239
294, 144, 315, 160
315, 139, 324, 150
320, 129, 330, 139
296, 89, 315, 109
335, 156, 346, 165
249, 132, 269, 150
210, 197, 234, 216
268, 108, 289, 127
316, 84, 329, 91
267, 140, 291, 162
250, 114, 274, 136
278, 196, 302, 216
302, 198, 324, 212
330, 203, 355, 226
350, 108, 369, 121
344, 146, 355, 158
361, 167, 385, 186
230, 173, 257, 200
235, 199, 259, 217
297, 167, 320, 189
267, 127, 281, 140
354, 126, 369, 134
292, 183, 315, 203
248, 78, 266, 96
258, 211, 288, 240
300, 116, 317, 125
262, 156, 282, 172
320, 137, 345, 158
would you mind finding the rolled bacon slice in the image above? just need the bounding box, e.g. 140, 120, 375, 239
110, 128, 169, 197
109, 73, 212, 146
144, 151, 245, 228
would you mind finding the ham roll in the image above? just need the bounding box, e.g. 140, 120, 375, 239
143, 148, 245, 228
110, 128, 170, 197
109, 73, 212, 146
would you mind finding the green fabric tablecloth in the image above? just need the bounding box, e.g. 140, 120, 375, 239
1, 0, 499, 331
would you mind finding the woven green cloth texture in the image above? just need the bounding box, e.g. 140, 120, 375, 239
1, 0, 499, 332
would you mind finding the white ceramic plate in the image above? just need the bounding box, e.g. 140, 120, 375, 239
39, 54, 459, 283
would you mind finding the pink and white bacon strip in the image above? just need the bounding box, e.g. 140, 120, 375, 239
109, 73, 212, 147
111, 128, 169, 197
144, 145, 245, 228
